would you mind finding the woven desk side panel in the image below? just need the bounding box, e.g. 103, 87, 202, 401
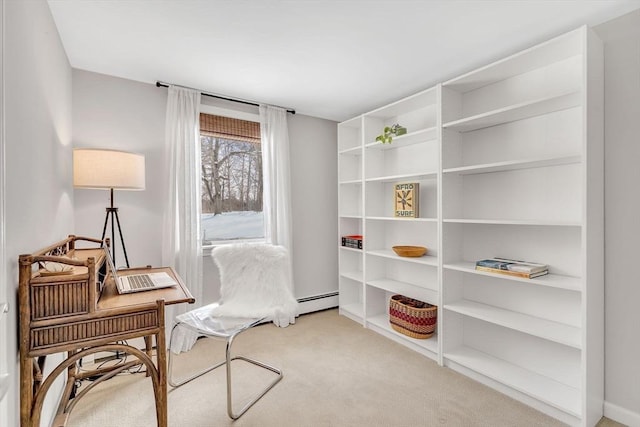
30, 310, 158, 351
30, 281, 90, 321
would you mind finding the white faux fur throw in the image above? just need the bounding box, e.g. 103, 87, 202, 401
209, 243, 299, 327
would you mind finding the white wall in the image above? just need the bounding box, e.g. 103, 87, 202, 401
2, 0, 74, 426
72, 70, 168, 269
288, 114, 338, 301
594, 10, 640, 426
73, 70, 339, 308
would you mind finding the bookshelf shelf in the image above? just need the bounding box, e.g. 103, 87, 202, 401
445, 346, 580, 416
442, 29, 582, 93
339, 246, 362, 254
442, 155, 581, 175
445, 300, 581, 348
365, 171, 437, 183
442, 218, 582, 227
443, 261, 582, 292
367, 313, 438, 356
339, 303, 364, 322
365, 216, 437, 223
365, 126, 438, 150
367, 89, 437, 118
339, 214, 362, 220
338, 179, 362, 185
366, 278, 438, 305
338, 146, 362, 156
340, 270, 362, 282
366, 249, 438, 266
442, 91, 581, 133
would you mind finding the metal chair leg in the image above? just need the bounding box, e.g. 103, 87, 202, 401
168, 324, 225, 388
167, 322, 283, 419
224, 334, 283, 419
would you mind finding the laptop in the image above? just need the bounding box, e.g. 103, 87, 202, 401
103, 248, 177, 294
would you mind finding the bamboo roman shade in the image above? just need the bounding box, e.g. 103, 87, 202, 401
200, 113, 261, 143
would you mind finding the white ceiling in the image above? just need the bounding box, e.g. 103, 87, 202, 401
48, 0, 640, 122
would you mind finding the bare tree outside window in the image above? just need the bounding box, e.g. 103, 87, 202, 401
200, 114, 264, 244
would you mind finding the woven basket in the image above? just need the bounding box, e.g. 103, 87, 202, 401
389, 294, 437, 339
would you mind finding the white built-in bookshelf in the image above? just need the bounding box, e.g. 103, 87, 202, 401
337, 26, 603, 426
338, 87, 440, 360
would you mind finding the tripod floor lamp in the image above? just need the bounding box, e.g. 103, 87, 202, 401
73, 148, 146, 268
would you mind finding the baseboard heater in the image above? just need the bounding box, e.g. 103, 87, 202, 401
297, 291, 339, 303
297, 291, 339, 314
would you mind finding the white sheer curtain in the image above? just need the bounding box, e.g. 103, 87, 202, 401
259, 105, 294, 290
162, 86, 202, 351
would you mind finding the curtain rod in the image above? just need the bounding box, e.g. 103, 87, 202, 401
155, 81, 296, 115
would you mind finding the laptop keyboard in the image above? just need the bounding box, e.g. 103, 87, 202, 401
127, 274, 154, 289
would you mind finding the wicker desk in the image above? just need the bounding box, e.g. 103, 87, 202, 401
18, 236, 195, 427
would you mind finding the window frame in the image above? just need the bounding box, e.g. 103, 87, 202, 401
199, 104, 265, 250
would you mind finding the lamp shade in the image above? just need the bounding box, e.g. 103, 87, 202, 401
73, 149, 145, 190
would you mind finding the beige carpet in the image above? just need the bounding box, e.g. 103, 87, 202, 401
67, 309, 622, 427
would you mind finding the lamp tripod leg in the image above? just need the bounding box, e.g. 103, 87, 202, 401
100, 190, 117, 265
113, 210, 130, 268
100, 209, 118, 266
100, 210, 110, 245
100, 208, 116, 262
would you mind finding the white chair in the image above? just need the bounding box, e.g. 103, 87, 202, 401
167, 243, 299, 419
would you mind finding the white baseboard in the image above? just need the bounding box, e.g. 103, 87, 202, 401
605, 401, 640, 427
297, 292, 338, 315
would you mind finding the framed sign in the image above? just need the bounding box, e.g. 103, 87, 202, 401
394, 182, 419, 218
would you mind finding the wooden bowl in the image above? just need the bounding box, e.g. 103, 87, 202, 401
392, 246, 427, 257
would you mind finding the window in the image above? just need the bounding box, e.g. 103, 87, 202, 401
200, 113, 264, 245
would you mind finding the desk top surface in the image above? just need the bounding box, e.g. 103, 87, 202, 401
98, 266, 195, 310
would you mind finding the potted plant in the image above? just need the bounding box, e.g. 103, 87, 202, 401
375, 124, 407, 144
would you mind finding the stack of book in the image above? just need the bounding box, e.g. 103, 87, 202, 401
475, 257, 548, 279
341, 235, 363, 250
